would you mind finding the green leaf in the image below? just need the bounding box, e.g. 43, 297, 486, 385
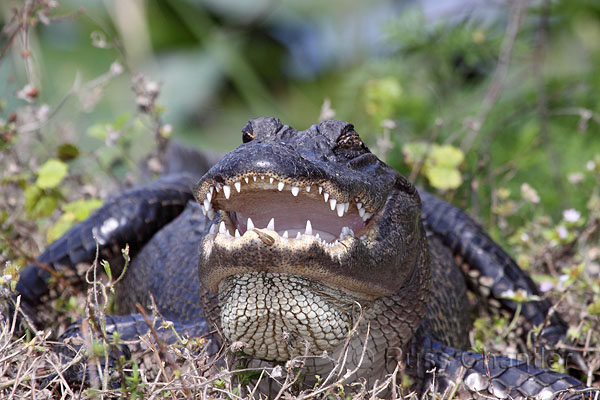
1, 172, 30, 188
101, 260, 112, 281
86, 123, 111, 140
24, 186, 42, 214
63, 198, 103, 221
402, 142, 464, 190
113, 113, 131, 130
492, 200, 516, 217
364, 77, 402, 121
32, 195, 60, 218
56, 143, 80, 161
46, 212, 76, 243
425, 166, 462, 190
36, 159, 68, 189
587, 299, 600, 315
402, 141, 429, 167
25, 185, 59, 218
428, 144, 464, 168
46, 199, 103, 243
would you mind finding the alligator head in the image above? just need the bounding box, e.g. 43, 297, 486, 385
193, 117, 429, 362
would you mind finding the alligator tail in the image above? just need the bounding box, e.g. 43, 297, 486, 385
16, 173, 196, 307
421, 338, 596, 399
418, 188, 567, 346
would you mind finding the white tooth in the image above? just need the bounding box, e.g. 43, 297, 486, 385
223, 185, 231, 199
207, 209, 216, 220
247, 218, 255, 231
348, 228, 355, 236
329, 198, 337, 210
318, 186, 323, 194
342, 226, 349, 236
339, 231, 344, 241
363, 212, 372, 221
209, 186, 214, 195
315, 233, 320, 240
253, 175, 257, 181
267, 218, 275, 231
215, 185, 220, 193
234, 181, 241, 193
203, 199, 211, 211
244, 177, 249, 184
283, 231, 289, 238
261, 175, 265, 180
291, 186, 300, 196
269, 177, 274, 184
336, 203, 345, 217
344, 202, 349, 212
296, 232, 302, 240
359, 208, 366, 217
219, 221, 227, 234
235, 229, 241, 238
357, 202, 363, 210
206, 191, 212, 202
201, 207, 207, 216
324, 192, 330, 202
305, 220, 312, 235
209, 224, 216, 234
306, 186, 311, 192
278, 181, 285, 191
225, 230, 231, 238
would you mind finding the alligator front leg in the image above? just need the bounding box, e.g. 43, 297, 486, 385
16, 173, 197, 308
421, 338, 597, 399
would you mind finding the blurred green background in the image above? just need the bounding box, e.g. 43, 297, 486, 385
2, 0, 600, 247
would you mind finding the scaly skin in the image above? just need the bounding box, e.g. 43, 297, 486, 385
12, 118, 598, 398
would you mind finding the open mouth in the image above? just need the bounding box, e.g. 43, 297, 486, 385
195, 173, 379, 249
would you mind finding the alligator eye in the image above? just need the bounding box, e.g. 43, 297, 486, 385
242, 130, 254, 143
242, 123, 255, 143
334, 129, 368, 158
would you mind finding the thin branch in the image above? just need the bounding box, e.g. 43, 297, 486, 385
460, 0, 528, 152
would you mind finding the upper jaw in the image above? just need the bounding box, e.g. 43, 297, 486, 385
193, 171, 381, 246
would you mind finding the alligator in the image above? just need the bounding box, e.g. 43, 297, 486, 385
13, 117, 598, 398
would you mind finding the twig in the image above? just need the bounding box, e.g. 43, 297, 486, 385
7, 348, 28, 399
20, 0, 35, 86
136, 304, 193, 399
460, 0, 528, 152
533, 0, 565, 207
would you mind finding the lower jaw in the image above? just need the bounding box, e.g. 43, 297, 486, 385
218, 272, 359, 361
199, 224, 388, 299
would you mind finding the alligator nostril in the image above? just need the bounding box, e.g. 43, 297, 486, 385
255, 160, 271, 168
